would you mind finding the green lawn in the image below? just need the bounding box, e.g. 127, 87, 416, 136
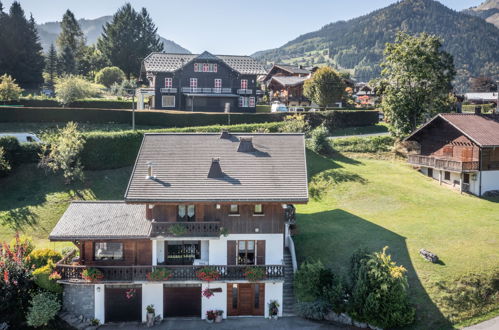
297, 151, 499, 329
329, 123, 388, 137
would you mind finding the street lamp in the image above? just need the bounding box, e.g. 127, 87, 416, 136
125, 87, 137, 131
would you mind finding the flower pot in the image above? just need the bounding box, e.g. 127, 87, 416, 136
146, 312, 155, 327
215, 315, 223, 323
206, 318, 214, 323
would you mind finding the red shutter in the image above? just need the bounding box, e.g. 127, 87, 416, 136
227, 241, 237, 265
256, 240, 265, 265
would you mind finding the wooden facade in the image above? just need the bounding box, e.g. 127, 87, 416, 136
79, 240, 152, 266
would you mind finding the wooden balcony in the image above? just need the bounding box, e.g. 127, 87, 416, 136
160, 88, 177, 93
237, 89, 253, 95
408, 154, 479, 172
56, 264, 285, 283
181, 87, 233, 94
151, 221, 221, 238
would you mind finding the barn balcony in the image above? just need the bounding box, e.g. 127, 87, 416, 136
150, 221, 221, 238
55, 264, 285, 283
407, 154, 479, 172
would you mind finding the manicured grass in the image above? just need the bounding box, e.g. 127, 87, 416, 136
329, 123, 388, 137
297, 150, 499, 329
0, 164, 132, 249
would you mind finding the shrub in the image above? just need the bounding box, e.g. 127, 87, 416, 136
309, 125, 332, 155
55, 75, 101, 106
279, 114, 310, 133
32, 262, 63, 293
95, 66, 126, 88
434, 271, 499, 323
0, 74, 23, 103
332, 135, 395, 153
0, 147, 11, 177
28, 248, 62, 269
9, 234, 35, 255
349, 246, 414, 329
294, 300, 332, 320
26, 291, 61, 327
322, 110, 379, 129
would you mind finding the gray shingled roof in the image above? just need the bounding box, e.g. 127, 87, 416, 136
270, 76, 308, 87
49, 201, 151, 240
143, 52, 267, 75
125, 133, 308, 203
275, 64, 311, 75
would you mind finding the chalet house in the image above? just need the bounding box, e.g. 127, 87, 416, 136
262, 64, 316, 106
464, 92, 498, 105
137, 51, 267, 112
50, 132, 308, 324
405, 112, 499, 196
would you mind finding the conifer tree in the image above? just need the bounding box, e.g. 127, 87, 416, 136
44, 44, 58, 89
98, 3, 163, 78
57, 10, 85, 73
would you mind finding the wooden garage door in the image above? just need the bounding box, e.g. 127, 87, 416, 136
164, 286, 201, 317
105, 286, 142, 323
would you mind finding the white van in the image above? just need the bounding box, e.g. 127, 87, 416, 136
0, 133, 41, 143
271, 103, 288, 113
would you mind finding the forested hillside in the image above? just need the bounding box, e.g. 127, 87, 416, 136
253, 0, 499, 91
463, 0, 499, 28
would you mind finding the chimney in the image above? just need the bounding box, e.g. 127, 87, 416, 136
299, 65, 303, 69
237, 137, 256, 152
145, 161, 155, 179
208, 158, 223, 178
145, 204, 153, 220
220, 130, 231, 139
475, 106, 482, 115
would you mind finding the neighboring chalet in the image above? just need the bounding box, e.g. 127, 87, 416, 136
405, 112, 499, 196
262, 64, 316, 106
464, 92, 498, 105
50, 132, 308, 323
354, 82, 377, 107
137, 51, 267, 112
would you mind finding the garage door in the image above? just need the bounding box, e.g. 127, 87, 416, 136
105, 286, 142, 323
164, 286, 201, 317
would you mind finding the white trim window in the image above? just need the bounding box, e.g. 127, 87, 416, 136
190, 78, 198, 88
214, 79, 222, 93
162, 95, 175, 108
203, 63, 209, 72
239, 97, 249, 108
249, 97, 255, 107
241, 79, 248, 89
165, 78, 172, 88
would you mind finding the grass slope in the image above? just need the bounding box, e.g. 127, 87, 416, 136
298, 151, 499, 329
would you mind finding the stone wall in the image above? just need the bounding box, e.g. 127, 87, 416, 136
62, 283, 95, 320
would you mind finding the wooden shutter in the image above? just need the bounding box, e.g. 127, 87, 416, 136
256, 240, 265, 265
227, 241, 237, 265
195, 205, 204, 222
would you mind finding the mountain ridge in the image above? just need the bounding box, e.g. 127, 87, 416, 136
252, 0, 499, 91
36, 15, 190, 54
463, 0, 499, 28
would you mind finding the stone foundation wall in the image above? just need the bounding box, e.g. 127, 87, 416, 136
62, 283, 95, 320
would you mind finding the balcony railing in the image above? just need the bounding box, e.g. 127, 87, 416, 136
160, 88, 177, 93
56, 264, 285, 282
408, 154, 479, 172
151, 221, 221, 238
237, 89, 253, 95
181, 87, 233, 94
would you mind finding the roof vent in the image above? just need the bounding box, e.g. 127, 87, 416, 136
237, 137, 256, 152
208, 158, 223, 178
220, 130, 231, 139
145, 161, 156, 180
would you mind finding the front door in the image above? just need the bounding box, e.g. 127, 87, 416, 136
227, 283, 264, 316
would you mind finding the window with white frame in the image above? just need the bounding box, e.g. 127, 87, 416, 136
165, 78, 172, 88
162, 95, 175, 107
190, 78, 198, 88
249, 97, 255, 107
239, 97, 249, 108
194, 63, 199, 72
241, 79, 248, 89
194, 63, 217, 72
203, 63, 209, 72
94, 242, 123, 260
214, 79, 222, 88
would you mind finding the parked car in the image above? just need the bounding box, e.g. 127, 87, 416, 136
271, 103, 288, 113
0, 132, 41, 143
290, 106, 305, 112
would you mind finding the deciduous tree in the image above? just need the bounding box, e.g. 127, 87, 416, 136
377, 32, 456, 137
303, 67, 346, 109
0, 74, 23, 103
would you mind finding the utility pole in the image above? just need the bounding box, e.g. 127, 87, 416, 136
126, 87, 137, 131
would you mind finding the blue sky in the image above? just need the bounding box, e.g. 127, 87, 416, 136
3, 0, 484, 54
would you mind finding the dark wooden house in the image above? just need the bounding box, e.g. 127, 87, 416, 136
262, 64, 314, 106
137, 51, 266, 112
405, 112, 499, 196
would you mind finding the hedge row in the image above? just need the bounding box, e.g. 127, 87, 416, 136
331, 135, 395, 153
5, 98, 134, 109
81, 122, 285, 170
0, 107, 284, 127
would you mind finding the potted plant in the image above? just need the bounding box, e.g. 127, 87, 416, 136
243, 266, 266, 282
168, 224, 187, 236
206, 310, 216, 323
146, 268, 173, 281
196, 266, 221, 282
268, 300, 279, 319
219, 227, 229, 237
82, 268, 104, 282
202, 288, 214, 299
146, 304, 155, 327
215, 310, 224, 323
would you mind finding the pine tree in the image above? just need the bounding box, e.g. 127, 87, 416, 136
98, 3, 163, 78
0, 2, 44, 88
56, 10, 85, 73
44, 44, 58, 89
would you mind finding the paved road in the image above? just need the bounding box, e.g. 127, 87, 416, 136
100, 316, 354, 329
463, 316, 499, 330
329, 132, 389, 140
